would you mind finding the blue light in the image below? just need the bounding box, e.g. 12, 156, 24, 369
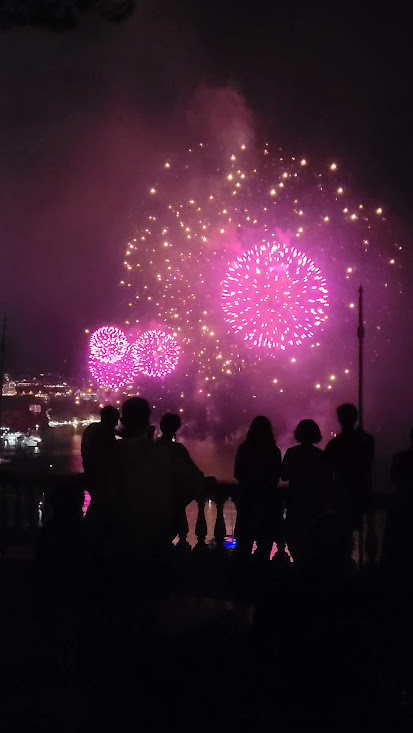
224, 536, 237, 548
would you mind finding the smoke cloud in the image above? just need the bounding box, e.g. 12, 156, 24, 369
189, 85, 255, 150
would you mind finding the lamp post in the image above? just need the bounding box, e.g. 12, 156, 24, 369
357, 286, 364, 430
357, 287, 365, 566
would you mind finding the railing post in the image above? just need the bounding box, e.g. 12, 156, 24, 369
195, 498, 207, 549
214, 497, 226, 548
176, 508, 189, 550
29, 481, 40, 532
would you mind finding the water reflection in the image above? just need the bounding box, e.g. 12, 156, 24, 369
1, 427, 234, 478
178, 437, 235, 481
0, 426, 84, 473
185, 499, 237, 547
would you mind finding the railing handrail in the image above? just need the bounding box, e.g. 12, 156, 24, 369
0, 468, 396, 566
0, 467, 396, 503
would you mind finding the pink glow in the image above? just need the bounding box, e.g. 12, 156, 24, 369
82, 490, 91, 515
221, 242, 329, 351
131, 330, 180, 378
88, 347, 137, 389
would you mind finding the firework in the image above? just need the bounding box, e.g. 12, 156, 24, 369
89, 345, 137, 389
88, 326, 137, 389
222, 241, 329, 350
131, 330, 180, 378
89, 326, 129, 364
116, 141, 399, 402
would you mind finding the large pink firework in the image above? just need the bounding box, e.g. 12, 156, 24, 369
130, 330, 180, 378
89, 326, 129, 364
221, 242, 329, 351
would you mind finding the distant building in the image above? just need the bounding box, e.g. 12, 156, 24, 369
15, 373, 72, 397
2, 374, 17, 396
9, 371, 97, 402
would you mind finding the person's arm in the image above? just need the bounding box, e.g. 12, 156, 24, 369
323, 439, 334, 464
280, 449, 291, 482
176, 443, 204, 477
320, 452, 334, 508
325, 457, 334, 489
324, 440, 338, 486
273, 446, 282, 484
172, 450, 204, 507
234, 444, 244, 481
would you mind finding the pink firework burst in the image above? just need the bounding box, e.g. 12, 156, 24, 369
89, 326, 129, 364
221, 242, 329, 351
131, 330, 180, 378
89, 345, 137, 389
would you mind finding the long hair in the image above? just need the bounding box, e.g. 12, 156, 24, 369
246, 416, 276, 450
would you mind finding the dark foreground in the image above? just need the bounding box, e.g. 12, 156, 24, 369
1, 471, 413, 731
2, 545, 413, 733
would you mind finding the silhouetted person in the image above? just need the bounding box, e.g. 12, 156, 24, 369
381, 427, 413, 575
234, 416, 282, 560
158, 412, 182, 443
113, 398, 203, 572
81, 405, 119, 549
36, 478, 86, 603
325, 404, 374, 533
282, 419, 332, 565
156, 413, 196, 465
81, 405, 119, 487
156, 412, 204, 544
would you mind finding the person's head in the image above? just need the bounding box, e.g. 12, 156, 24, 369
294, 419, 322, 445
247, 416, 275, 447
160, 413, 181, 440
337, 403, 358, 431
100, 405, 119, 429
121, 397, 150, 437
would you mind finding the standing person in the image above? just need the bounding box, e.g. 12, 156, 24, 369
157, 413, 182, 446
156, 412, 204, 544
83, 398, 203, 616
234, 416, 282, 560
282, 419, 332, 565
324, 404, 374, 541
156, 412, 200, 470
114, 398, 203, 569
81, 405, 119, 553
81, 405, 119, 495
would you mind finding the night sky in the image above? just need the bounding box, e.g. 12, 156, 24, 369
1, 1, 413, 394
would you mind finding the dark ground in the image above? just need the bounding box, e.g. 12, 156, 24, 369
2, 539, 413, 732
